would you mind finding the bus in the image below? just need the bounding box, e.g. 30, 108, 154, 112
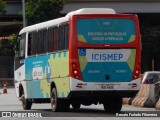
14, 8, 141, 113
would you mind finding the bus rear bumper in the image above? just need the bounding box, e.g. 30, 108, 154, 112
68, 90, 138, 98
70, 77, 141, 96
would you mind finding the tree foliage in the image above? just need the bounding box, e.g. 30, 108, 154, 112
0, 33, 16, 56
25, 0, 65, 25
8, 33, 17, 46
0, 0, 6, 15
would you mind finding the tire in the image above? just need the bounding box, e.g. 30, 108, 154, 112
72, 103, 81, 109
21, 94, 32, 110
51, 88, 69, 112
103, 97, 122, 113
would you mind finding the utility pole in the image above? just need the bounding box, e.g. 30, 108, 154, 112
22, 0, 26, 27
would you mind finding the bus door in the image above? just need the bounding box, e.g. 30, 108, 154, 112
14, 34, 26, 97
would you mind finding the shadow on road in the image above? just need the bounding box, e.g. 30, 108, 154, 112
31, 108, 116, 117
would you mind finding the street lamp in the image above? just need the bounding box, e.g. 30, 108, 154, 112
22, 0, 26, 27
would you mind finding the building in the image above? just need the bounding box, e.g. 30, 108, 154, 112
0, 0, 22, 38
62, 0, 160, 14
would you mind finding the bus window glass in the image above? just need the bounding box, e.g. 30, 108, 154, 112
28, 33, 32, 56
28, 32, 37, 56
77, 18, 136, 44
19, 34, 26, 58
58, 26, 65, 50
54, 28, 58, 51
38, 30, 43, 54
32, 32, 37, 55
43, 29, 48, 52
64, 24, 69, 49
48, 28, 54, 52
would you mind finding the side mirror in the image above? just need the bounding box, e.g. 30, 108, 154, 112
17, 35, 22, 40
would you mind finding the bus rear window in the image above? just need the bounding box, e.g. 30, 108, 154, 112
76, 18, 136, 44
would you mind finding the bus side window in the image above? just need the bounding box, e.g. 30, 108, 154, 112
48, 27, 58, 52
15, 35, 21, 58
37, 30, 43, 54
18, 34, 26, 58
43, 29, 48, 52
54, 28, 58, 51
28, 33, 32, 56
37, 29, 48, 54
58, 24, 69, 51
48, 28, 54, 52
58, 25, 65, 51
28, 32, 37, 56
64, 24, 69, 50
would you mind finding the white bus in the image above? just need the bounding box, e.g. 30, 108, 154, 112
14, 8, 141, 113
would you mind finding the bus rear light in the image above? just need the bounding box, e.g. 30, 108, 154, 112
133, 70, 140, 79
135, 70, 139, 74
136, 63, 140, 70
70, 62, 82, 80
73, 70, 78, 75
72, 63, 78, 75
72, 63, 77, 69
132, 63, 141, 80
73, 70, 79, 79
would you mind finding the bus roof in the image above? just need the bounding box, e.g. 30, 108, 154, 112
19, 8, 116, 34
66, 8, 115, 16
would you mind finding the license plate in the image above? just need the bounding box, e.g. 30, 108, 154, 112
101, 84, 114, 89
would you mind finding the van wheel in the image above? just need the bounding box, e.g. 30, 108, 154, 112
21, 94, 32, 110
103, 97, 122, 113
51, 88, 69, 112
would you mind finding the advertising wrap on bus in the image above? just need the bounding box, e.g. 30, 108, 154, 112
77, 18, 136, 82
78, 49, 136, 82
77, 18, 136, 44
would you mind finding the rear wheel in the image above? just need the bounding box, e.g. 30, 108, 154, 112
51, 88, 69, 112
21, 94, 32, 110
103, 97, 122, 113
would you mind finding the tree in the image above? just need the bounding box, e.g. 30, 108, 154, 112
0, 33, 16, 56
8, 33, 17, 46
25, 0, 65, 25
0, 0, 6, 15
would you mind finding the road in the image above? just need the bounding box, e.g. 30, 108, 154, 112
0, 88, 160, 119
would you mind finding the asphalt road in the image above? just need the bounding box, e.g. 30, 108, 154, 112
0, 88, 160, 120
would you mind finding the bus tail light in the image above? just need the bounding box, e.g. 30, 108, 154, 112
71, 62, 82, 80
132, 63, 141, 80
73, 70, 78, 75
72, 63, 77, 69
